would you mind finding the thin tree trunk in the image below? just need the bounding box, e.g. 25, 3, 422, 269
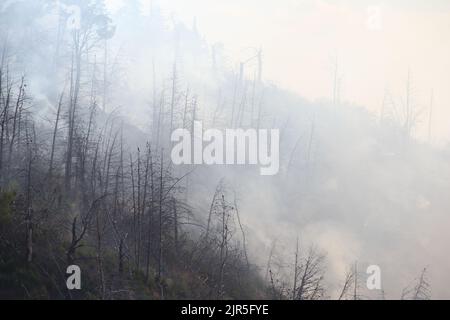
158, 151, 164, 299
49, 91, 64, 177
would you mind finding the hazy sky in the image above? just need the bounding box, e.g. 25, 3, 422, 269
107, 0, 450, 144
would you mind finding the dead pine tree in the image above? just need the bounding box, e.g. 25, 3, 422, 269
205, 181, 225, 241
169, 61, 178, 135
292, 246, 326, 300
233, 194, 249, 270
264, 239, 277, 283
65, 44, 81, 192
217, 194, 232, 299
136, 147, 142, 269
7, 76, 26, 181
145, 144, 155, 283
338, 266, 355, 300
158, 150, 165, 299
401, 268, 431, 300
24, 120, 35, 264
129, 152, 138, 271
292, 237, 300, 300
172, 197, 179, 255
0, 62, 13, 183
49, 90, 64, 178
413, 268, 431, 300
139, 142, 151, 273
67, 196, 106, 265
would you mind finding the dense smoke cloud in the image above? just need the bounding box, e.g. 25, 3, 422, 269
0, 0, 449, 300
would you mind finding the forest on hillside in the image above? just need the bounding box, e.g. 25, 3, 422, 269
0, 0, 447, 300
